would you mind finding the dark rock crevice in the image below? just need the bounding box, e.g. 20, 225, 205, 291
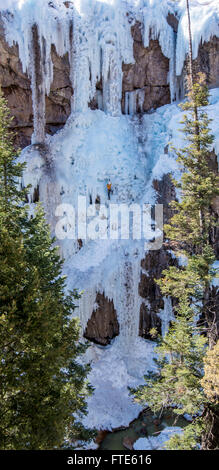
84, 293, 120, 346
138, 173, 178, 341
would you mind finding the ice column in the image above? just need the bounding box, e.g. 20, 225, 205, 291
102, 42, 122, 116
116, 253, 142, 351
69, 10, 100, 113
124, 89, 145, 115
30, 24, 46, 144
160, 297, 174, 337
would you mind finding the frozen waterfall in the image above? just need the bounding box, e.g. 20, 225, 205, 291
1, 0, 219, 432
3, 1, 219, 144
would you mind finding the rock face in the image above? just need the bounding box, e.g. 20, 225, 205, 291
91, 22, 171, 114
84, 293, 119, 346
0, 11, 218, 345
121, 23, 170, 113
46, 46, 72, 134
195, 36, 219, 89
138, 174, 177, 340
139, 249, 177, 340
0, 19, 72, 148
153, 173, 176, 224
0, 17, 170, 146
1, 14, 219, 147
139, 302, 162, 340
0, 20, 32, 148
123, 436, 135, 450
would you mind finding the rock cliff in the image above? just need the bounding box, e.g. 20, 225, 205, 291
0, 8, 218, 347
1, 15, 219, 149
84, 293, 119, 346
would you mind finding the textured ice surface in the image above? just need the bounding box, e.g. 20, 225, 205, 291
2, 0, 219, 431
176, 0, 219, 76
18, 91, 219, 430
82, 337, 156, 430
2, 1, 219, 142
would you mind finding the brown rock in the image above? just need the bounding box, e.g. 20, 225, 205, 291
138, 172, 179, 339
95, 430, 108, 446
84, 293, 119, 346
1, 15, 219, 147
139, 303, 162, 340
153, 173, 176, 224
123, 436, 134, 450
0, 17, 73, 148
194, 36, 219, 89
138, 249, 178, 340
167, 13, 179, 33
122, 23, 170, 113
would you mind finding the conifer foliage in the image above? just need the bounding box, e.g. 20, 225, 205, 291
0, 88, 94, 449
132, 75, 219, 449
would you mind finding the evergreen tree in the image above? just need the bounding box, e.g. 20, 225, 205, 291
0, 88, 94, 449
201, 340, 219, 403
165, 76, 219, 345
132, 76, 219, 449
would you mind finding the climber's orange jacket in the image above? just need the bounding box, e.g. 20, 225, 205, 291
107, 183, 112, 190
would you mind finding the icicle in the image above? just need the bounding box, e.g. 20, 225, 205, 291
30, 24, 46, 144
124, 89, 145, 115
138, 88, 145, 113
78, 288, 98, 334
96, 90, 103, 111
116, 254, 141, 349
159, 297, 175, 337
2, 1, 73, 142
129, 91, 137, 115
102, 44, 122, 115
176, 0, 219, 77
141, 1, 176, 102
124, 92, 129, 115
3, 0, 219, 115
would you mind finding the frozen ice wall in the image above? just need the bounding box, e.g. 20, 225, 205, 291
176, 0, 219, 76
70, 0, 135, 115
2, 0, 219, 143
1, 0, 219, 432
1, 0, 135, 141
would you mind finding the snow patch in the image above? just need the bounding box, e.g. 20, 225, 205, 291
133, 426, 182, 450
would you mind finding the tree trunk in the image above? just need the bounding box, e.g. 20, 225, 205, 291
186, 0, 200, 145
201, 406, 219, 449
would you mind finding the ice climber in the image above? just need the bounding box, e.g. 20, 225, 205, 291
107, 180, 112, 200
